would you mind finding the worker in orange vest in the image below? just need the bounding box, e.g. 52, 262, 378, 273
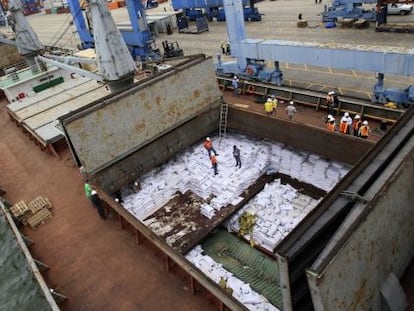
326, 115, 335, 131
203, 137, 218, 157
353, 115, 362, 136
339, 112, 352, 134
358, 121, 370, 139
210, 152, 218, 175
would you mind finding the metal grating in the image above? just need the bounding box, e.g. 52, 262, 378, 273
202, 228, 282, 308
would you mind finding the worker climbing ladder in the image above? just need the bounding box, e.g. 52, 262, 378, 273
218, 100, 229, 146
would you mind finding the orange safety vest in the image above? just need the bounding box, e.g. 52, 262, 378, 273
204, 140, 212, 150
339, 121, 348, 134
353, 120, 361, 131
359, 126, 369, 137
327, 122, 335, 131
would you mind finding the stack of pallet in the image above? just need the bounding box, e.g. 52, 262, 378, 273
10, 196, 53, 229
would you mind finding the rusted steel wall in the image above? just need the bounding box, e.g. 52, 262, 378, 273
306, 145, 414, 310
63, 57, 222, 175
93, 107, 220, 193
227, 108, 374, 165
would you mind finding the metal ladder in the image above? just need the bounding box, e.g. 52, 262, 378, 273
218, 100, 229, 146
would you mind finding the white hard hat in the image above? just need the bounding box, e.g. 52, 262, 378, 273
328, 91, 335, 95
355, 115, 361, 119
328, 114, 333, 118
328, 116, 335, 121
289, 101, 294, 105
363, 120, 368, 125
234, 76, 237, 79
344, 112, 349, 117
206, 137, 211, 141
91, 190, 97, 195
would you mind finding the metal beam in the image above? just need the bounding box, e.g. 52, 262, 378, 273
36, 55, 103, 82
232, 39, 414, 76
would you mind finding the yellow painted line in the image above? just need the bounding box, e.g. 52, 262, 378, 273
304, 64, 308, 70
352, 70, 357, 77
328, 67, 333, 74
366, 91, 372, 99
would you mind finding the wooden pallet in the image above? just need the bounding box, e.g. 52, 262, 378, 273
10, 200, 30, 219
26, 208, 53, 229
27, 196, 53, 214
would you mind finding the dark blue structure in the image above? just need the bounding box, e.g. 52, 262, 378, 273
172, 0, 261, 22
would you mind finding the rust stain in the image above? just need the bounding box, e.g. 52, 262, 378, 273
193, 90, 200, 99
349, 278, 368, 311
134, 122, 145, 132
155, 96, 161, 106
168, 104, 177, 115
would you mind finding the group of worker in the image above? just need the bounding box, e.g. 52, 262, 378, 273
326, 112, 370, 139
203, 137, 242, 176
325, 91, 370, 139
264, 95, 297, 121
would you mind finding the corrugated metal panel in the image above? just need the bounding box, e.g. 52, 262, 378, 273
63, 57, 222, 175
202, 229, 283, 309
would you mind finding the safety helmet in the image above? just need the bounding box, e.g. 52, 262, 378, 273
271, 95, 275, 99
328, 116, 335, 121
355, 115, 360, 119
206, 137, 211, 141
328, 91, 335, 95
234, 76, 237, 79
91, 190, 97, 195
363, 121, 368, 125
289, 101, 294, 105
344, 112, 349, 117
328, 114, 333, 119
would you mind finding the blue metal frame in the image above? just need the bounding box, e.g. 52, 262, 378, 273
66, 0, 160, 61
67, 0, 94, 49
217, 0, 414, 106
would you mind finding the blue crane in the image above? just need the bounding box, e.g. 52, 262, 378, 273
216, 0, 414, 107
66, 0, 161, 61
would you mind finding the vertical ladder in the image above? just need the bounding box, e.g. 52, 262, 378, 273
218, 100, 229, 146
